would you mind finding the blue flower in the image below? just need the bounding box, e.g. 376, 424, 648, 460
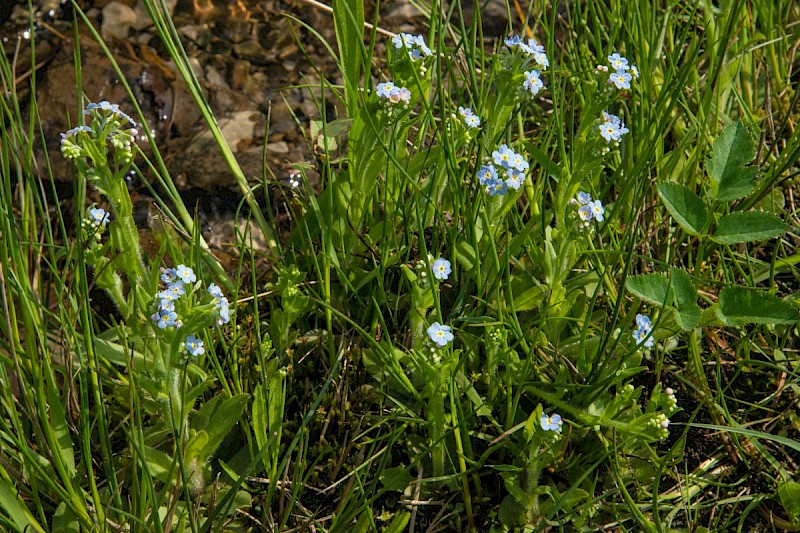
589, 200, 605, 222
492, 144, 514, 168
477, 164, 498, 185
185, 335, 205, 356
215, 297, 231, 325
376, 81, 396, 98
391, 33, 431, 60
607, 53, 629, 71
377, 82, 410, 106
578, 204, 593, 223
155, 308, 178, 329
599, 115, 629, 142
158, 281, 185, 301
432, 257, 451, 281
208, 283, 224, 299
633, 313, 654, 347
161, 267, 176, 284
84, 101, 136, 127
464, 113, 481, 128
504, 34, 522, 47
89, 207, 109, 226
540, 413, 563, 432
486, 176, 508, 196
505, 169, 525, 190
158, 299, 175, 313
577, 191, 592, 205
427, 322, 453, 347
175, 265, 196, 284
63, 125, 92, 139
609, 69, 633, 89
523, 70, 544, 96
633, 327, 654, 347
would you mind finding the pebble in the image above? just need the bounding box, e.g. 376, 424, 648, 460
101, 2, 137, 40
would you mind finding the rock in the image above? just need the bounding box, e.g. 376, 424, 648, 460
132, 0, 178, 30
267, 141, 289, 154
101, 2, 137, 40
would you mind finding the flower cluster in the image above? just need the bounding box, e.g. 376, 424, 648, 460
427, 322, 453, 348
376, 81, 411, 106
84, 100, 137, 127
605, 52, 638, 89
208, 282, 231, 326
151, 265, 231, 332
458, 106, 481, 129
632, 313, 654, 348
664, 387, 677, 409
572, 191, 605, 226
598, 111, 629, 143
391, 33, 432, 60
61, 101, 139, 164
478, 144, 529, 196
540, 412, 563, 432
504, 35, 549, 70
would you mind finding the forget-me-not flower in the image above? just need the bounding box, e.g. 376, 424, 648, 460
185, 335, 205, 356
432, 258, 451, 281
607, 53, 629, 71
609, 69, 633, 89
523, 70, 544, 96
633, 313, 654, 347
540, 413, 563, 432
477, 164, 498, 185
89, 207, 110, 227
175, 265, 196, 284
427, 322, 454, 347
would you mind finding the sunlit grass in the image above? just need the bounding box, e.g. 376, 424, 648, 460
0, 0, 798, 531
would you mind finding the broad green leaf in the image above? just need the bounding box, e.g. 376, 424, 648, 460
657, 182, 709, 236
675, 306, 702, 331
716, 287, 799, 325
52, 502, 80, 533
778, 481, 800, 520
707, 122, 758, 202
192, 393, 249, 463
380, 466, 412, 492
670, 267, 697, 309
711, 211, 789, 244
625, 273, 670, 305
383, 511, 411, 533
670, 268, 702, 330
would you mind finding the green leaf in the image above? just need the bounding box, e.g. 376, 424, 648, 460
716, 287, 799, 325
192, 393, 249, 463
383, 511, 411, 533
331, 0, 364, 116
778, 481, 800, 520
670, 268, 702, 330
657, 182, 709, 236
711, 211, 789, 244
625, 273, 671, 306
707, 122, 758, 202
380, 466, 412, 492
52, 503, 80, 533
